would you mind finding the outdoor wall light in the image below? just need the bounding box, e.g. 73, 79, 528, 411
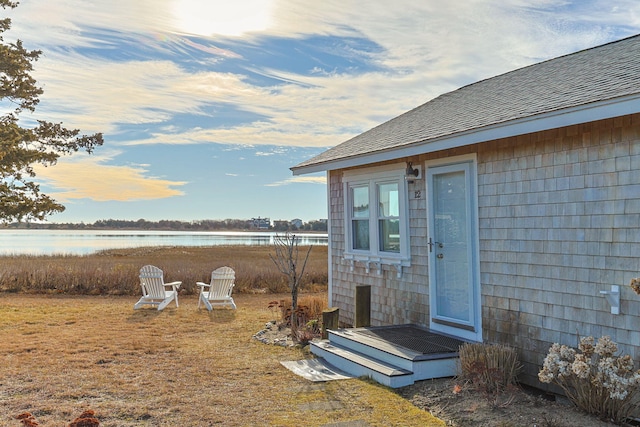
406, 162, 420, 178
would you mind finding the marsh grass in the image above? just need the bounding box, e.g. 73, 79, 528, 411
0, 245, 328, 295
0, 293, 444, 426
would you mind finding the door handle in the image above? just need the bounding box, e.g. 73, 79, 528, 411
437, 253, 444, 259
428, 238, 444, 252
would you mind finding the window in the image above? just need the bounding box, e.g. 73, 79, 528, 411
343, 164, 411, 268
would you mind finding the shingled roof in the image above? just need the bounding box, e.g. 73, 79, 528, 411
292, 34, 640, 174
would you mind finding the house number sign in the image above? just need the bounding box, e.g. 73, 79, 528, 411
414, 190, 422, 198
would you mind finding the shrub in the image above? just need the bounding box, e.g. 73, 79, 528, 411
267, 295, 327, 344
458, 343, 522, 396
538, 335, 640, 424
15, 410, 100, 426
269, 295, 327, 325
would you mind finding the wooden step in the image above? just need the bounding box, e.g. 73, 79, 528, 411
311, 340, 414, 388
327, 329, 419, 370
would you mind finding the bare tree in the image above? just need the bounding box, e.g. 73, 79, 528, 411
269, 232, 312, 312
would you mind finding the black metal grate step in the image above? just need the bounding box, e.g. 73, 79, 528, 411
356, 326, 465, 355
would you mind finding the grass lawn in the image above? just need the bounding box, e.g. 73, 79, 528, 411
0, 292, 444, 426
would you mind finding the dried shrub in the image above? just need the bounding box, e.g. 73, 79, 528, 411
459, 343, 522, 398
68, 409, 100, 427
14, 409, 100, 426
539, 336, 640, 424
268, 299, 290, 325
16, 412, 39, 426
295, 326, 317, 346
268, 295, 327, 344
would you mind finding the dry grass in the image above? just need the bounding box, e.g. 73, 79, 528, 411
0, 293, 444, 426
458, 343, 522, 396
0, 245, 328, 295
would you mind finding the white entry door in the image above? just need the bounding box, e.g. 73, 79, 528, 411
427, 159, 481, 341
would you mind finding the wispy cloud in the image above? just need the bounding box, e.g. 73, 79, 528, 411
32, 54, 256, 135
265, 175, 327, 187
34, 153, 186, 202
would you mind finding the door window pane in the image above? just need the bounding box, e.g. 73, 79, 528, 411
433, 170, 470, 322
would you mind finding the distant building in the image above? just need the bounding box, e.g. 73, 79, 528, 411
272, 220, 290, 231
249, 217, 270, 230
290, 218, 303, 229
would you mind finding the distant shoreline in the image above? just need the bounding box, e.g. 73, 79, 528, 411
0, 226, 327, 233
0, 218, 328, 233
0, 229, 328, 257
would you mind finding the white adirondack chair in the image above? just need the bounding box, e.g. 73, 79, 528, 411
197, 266, 237, 310
134, 265, 181, 311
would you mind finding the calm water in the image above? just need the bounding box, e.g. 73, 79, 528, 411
0, 230, 328, 256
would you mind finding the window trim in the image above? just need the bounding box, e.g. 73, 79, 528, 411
342, 163, 411, 274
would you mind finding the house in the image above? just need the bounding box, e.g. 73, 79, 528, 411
291, 34, 640, 388
272, 220, 291, 231
250, 217, 271, 230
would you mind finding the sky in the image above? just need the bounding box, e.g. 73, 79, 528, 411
4, 1, 640, 223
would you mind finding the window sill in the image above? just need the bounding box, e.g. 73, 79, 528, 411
343, 252, 410, 278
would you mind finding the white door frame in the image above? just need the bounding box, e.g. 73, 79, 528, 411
426, 154, 482, 342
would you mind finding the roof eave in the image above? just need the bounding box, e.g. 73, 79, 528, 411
291, 94, 640, 176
